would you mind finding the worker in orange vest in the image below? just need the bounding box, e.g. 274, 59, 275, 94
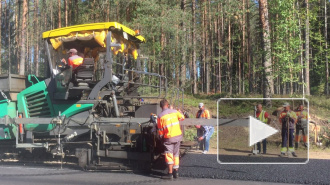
157, 99, 185, 179
61, 48, 83, 70
294, 104, 309, 149
195, 103, 214, 154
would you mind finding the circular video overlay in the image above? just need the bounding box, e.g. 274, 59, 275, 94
217, 98, 309, 164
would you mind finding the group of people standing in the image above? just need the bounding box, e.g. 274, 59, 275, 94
256, 102, 309, 157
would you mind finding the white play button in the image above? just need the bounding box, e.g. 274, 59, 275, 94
249, 116, 279, 146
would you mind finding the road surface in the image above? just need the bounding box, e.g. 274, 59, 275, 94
0, 152, 328, 185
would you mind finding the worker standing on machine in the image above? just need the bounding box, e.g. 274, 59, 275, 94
61, 48, 83, 70
279, 102, 298, 157
157, 99, 185, 179
256, 104, 271, 154
294, 104, 309, 149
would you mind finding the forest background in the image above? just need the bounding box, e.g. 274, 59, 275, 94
0, 0, 329, 97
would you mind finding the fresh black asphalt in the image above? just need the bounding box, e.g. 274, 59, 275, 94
178, 153, 329, 184
0, 153, 328, 184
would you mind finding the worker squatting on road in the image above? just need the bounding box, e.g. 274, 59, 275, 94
157, 99, 185, 179
195, 103, 214, 154
256, 104, 271, 154
61, 48, 84, 70
294, 104, 309, 149
279, 102, 298, 157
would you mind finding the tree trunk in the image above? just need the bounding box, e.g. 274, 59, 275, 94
325, 0, 329, 95
181, 0, 186, 88
242, 0, 246, 94
19, 0, 28, 75
26, 21, 30, 74
228, 19, 233, 95
208, 0, 213, 92
238, 47, 241, 94
290, 68, 293, 95
305, 0, 310, 95
192, 0, 197, 94
74, 0, 78, 24
175, 24, 180, 87
205, 1, 210, 94
15, 0, 20, 73
247, 0, 252, 93
0, 0, 2, 73
50, 1, 53, 29
160, 23, 165, 85
42, 0, 47, 77
126, 2, 130, 22
65, 0, 68, 26
217, 2, 223, 93
58, 0, 61, 28
35, 0, 39, 76
8, 1, 11, 74
259, 0, 273, 106
68, 0, 71, 24
30, 0, 35, 74
106, 1, 110, 21
201, 0, 206, 93
296, 1, 304, 94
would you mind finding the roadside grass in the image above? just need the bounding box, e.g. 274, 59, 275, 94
183, 93, 329, 120
307, 95, 330, 120
183, 93, 261, 117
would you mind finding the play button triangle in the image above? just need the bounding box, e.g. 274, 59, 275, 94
249, 116, 279, 146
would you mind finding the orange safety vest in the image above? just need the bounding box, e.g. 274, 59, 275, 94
295, 109, 308, 119
196, 109, 210, 119
257, 110, 268, 124
157, 109, 185, 139
68, 55, 83, 69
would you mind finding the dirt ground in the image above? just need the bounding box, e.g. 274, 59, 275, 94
190, 148, 330, 160
200, 125, 330, 160
208, 104, 329, 160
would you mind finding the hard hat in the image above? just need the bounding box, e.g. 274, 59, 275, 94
67, 48, 78, 54
283, 102, 290, 107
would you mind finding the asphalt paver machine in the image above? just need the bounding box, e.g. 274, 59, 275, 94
0, 22, 170, 171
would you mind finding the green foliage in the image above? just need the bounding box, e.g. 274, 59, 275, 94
321, 127, 330, 147
184, 127, 197, 141
269, 0, 304, 84
0, 0, 329, 96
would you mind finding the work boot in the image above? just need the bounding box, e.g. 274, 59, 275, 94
161, 173, 173, 180
292, 152, 298, 157
304, 143, 309, 148
173, 170, 179, 178
279, 152, 286, 157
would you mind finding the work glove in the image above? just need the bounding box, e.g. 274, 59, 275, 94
150, 113, 157, 124
286, 112, 291, 118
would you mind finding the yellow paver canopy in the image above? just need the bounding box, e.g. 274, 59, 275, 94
42, 22, 145, 59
